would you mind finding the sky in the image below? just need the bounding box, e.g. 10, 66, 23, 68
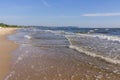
0, 0, 120, 27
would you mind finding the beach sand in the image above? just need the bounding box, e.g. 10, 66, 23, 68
0, 28, 18, 80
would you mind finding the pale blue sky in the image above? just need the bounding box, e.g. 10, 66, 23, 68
0, 0, 120, 27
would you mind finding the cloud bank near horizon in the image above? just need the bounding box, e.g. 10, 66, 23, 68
82, 13, 120, 16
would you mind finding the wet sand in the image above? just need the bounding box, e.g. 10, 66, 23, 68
0, 28, 18, 80
6, 46, 120, 80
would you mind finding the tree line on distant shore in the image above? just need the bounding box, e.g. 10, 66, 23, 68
0, 23, 21, 28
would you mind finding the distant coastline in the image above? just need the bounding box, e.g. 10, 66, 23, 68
0, 23, 22, 28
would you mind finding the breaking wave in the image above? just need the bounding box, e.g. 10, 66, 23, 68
65, 33, 120, 64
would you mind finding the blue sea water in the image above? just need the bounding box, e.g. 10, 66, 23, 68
6, 26, 120, 80
34, 26, 120, 36
11, 26, 120, 64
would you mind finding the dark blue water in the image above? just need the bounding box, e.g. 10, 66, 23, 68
32, 26, 120, 36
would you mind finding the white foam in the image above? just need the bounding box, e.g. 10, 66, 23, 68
24, 35, 31, 39
69, 45, 120, 64
65, 35, 120, 64
77, 33, 120, 42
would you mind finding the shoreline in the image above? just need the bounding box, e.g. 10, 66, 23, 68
0, 28, 18, 80
3, 28, 120, 80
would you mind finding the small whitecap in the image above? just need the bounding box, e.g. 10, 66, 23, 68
24, 35, 31, 39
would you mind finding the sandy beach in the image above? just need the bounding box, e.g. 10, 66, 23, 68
0, 28, 18, 80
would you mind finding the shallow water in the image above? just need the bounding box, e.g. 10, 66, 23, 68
5, 47, 120, 80
5, 28, 120, 80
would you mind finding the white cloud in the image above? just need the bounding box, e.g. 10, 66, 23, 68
82, 13, 120, 16
41, 0, 50, 7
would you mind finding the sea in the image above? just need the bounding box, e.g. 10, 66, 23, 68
5, 26, 120, 80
